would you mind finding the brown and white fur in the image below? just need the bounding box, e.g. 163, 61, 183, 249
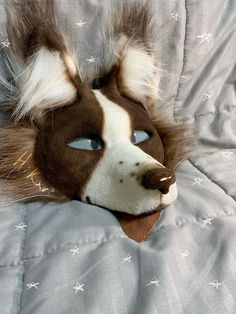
0, 0, 191, 214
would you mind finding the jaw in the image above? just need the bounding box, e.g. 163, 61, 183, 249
79, 152, 178, 217
113, 185, 177, 242
82, 177, 178, 216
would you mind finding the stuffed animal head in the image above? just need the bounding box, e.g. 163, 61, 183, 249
0, 1, 190, 218
34, 68, 177, 215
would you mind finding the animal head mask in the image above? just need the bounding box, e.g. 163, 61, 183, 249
0, 0, 191, 241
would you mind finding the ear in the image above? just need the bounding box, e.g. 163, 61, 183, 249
0, 124, 67, 206
115, 36, 158, 109
113, 37, 192, 168
12, 47, 78, 122
4, 0, 79, 123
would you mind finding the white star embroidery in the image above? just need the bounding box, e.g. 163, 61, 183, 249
202, 217, 215, 226
14, 223, 27, 231
1, 39, 11, 48
221, 151, 233, 158
192, 178, 204, 186
181, 249, 190, 259
200, 92, 213, 102
121, 255, 132, 263
86, 56, 95, 63
197, 33, 212, 44
209, 280, 222, 290
146, 279, 160, 287
170, 11, 178, 21
74, 282, 85, 294
27, 282, 39, 290
70, 246, 80, 256
75, 21, 86, 28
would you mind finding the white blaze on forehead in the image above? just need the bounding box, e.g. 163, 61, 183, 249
92, 90, 131, 145
82, 90, 177, 215
92, 90, 163, 168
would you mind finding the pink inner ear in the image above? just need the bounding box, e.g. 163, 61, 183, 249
113, 210, 161, 242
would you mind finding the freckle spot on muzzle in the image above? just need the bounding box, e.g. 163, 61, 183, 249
135, 162, 140, 166
119, 179, 123, 183
119, 161, 124, 164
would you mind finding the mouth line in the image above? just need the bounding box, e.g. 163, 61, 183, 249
81, 191, 171, 215
83, 196, 166, 216
79, 197, 168, 242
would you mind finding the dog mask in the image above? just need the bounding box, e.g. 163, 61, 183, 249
35, 70, 177, 215
0, 1, 190, 241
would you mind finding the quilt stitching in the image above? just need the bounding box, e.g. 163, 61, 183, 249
179, 105, 236, 122
0, 209, 234, 265
0, 208, 234, 268
0, 264, 19, 268
23, 236, 127, 261
188, 159, 236, 202
159, 212, 236, 229
152, 212, 236, 239
17, 204, 28, 314
173, 0, 188, 117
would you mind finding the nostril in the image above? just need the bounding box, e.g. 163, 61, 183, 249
158, 187, 170, 194
142, 168, 176, 194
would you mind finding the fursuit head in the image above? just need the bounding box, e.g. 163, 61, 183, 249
0, 0, 191, 218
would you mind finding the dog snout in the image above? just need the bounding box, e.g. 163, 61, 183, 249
142, 168, 176, 194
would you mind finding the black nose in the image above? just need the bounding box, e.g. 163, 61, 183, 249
142, 168, 176, 194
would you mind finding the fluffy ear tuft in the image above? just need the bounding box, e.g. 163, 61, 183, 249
115, 36, 158, 108
4, 0, 79, 123
0, 124, 67, 206
13, 47, 77, 122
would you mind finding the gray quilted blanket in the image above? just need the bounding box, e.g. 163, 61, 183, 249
0, 1, 236, 313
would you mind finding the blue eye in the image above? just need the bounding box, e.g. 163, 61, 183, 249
131, 130, 150, 145
68, 137, 104, 150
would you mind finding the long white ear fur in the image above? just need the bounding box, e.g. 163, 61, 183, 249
115, 36, 158, 107
13, 47, 77, 122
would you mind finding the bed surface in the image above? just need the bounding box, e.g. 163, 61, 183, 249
0, 0, 236, 313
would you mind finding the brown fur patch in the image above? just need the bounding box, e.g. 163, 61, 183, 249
100, 67, 192, 170
113, 2, 155, 48
100, 71, 165, 165
152, 116, 193, 170
0, 124, 67, 205
5, 0, 63, 60
35, 89, 104, 199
